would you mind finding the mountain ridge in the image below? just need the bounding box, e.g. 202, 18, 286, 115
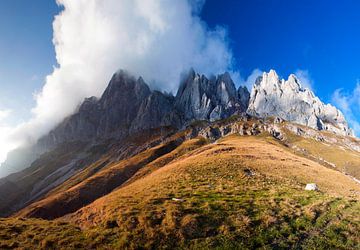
0, 69, 354, 178
37, 69, 251, 151
34, 68, 357, 151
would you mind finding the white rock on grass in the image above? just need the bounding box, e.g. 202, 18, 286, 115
172, 198, 184, 202
305, 183, 319, 191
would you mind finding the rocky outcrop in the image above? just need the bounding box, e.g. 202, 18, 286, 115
38, 69, 250, 150
97, 72, 151, 135
175, 69, 250, 123
247, 70, 354, 136
130, 91, 181, 133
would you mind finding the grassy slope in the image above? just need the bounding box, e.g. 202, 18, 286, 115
69, 135, 359, 249
38, 127, 178, 202
0, 218, 89, 249
15, 136, 188, 220
1, 135, 359, 249
282, 126, 360, 180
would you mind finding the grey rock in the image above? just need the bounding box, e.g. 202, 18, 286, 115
39, 70, 152, 148
199, 126, 221, 141
97, 71, 151, 136
238, 86, 250, 111
247, 70, 354, 136
175, 69, 250, 123
130, 91, 181, 132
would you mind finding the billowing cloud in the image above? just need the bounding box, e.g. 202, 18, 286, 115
294, 69, 314, 91
0, 0, 236, 166
0, 109, 13, 163
240, 69, 263, 90
332, 82, 360, 135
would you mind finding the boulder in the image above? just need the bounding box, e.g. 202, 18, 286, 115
305, 183, 319, 191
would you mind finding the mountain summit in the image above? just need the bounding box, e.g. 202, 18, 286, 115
42, 69, 352, 149
39, 69, 251, 150
247, 70, 353, 136
175, 69, 249, 122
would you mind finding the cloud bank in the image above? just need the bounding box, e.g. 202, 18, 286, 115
0, 0, 237, 168
332, 82, 360, 135
294, 69, 314, 91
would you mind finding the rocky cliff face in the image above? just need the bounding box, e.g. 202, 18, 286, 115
247, 70, 354, 136
175, 69, 249, 122
130, 91, 181, 133
39, 71, 153, 148
39, 69, 250, 150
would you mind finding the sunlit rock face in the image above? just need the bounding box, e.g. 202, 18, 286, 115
175, 69, 250, 123
247, 70, 354, 136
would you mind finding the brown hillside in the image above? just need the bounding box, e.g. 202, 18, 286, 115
62, 135, 360, 249
1, 134, 359, 249
16, 136, 186, 220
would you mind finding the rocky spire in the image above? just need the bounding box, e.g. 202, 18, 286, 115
175, 69, 250, 122
247, 70, 354, 136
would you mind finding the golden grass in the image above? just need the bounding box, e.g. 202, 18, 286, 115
15, 136, 185, 219
0, 218, 89, 249
1, 134, 359, 249
282, 126, 360, 180
62, 135, 360, 248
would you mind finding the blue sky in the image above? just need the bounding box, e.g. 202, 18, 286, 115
0, 0, 58, 124
201, 0, 360, 103
0, 0, 359, 129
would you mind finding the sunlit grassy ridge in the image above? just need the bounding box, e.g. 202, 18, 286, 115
1, 134, 359, 249
282, 125, 360, 180
67, 135, 359, 249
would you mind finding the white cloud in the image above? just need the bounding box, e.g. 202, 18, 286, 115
0, 109, 11, 122
0, 109, 13, 163
332, 82, 360, 136
240, 69, 263, 90
294, 69, 314, 91
0, 0, 237, 165
0, 126, 14, 164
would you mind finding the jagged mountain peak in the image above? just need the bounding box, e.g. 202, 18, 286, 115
175, 69, 249, 122
37, 69, 250, 150
40, 68, 354, 152
79, 96, 98, 112
268, 68, 280, 79
248, 70, 354, 136
217, 71, 232, 83
257, 70, 308, 93
103, 71, 150, 98
3, 69, 355, 178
